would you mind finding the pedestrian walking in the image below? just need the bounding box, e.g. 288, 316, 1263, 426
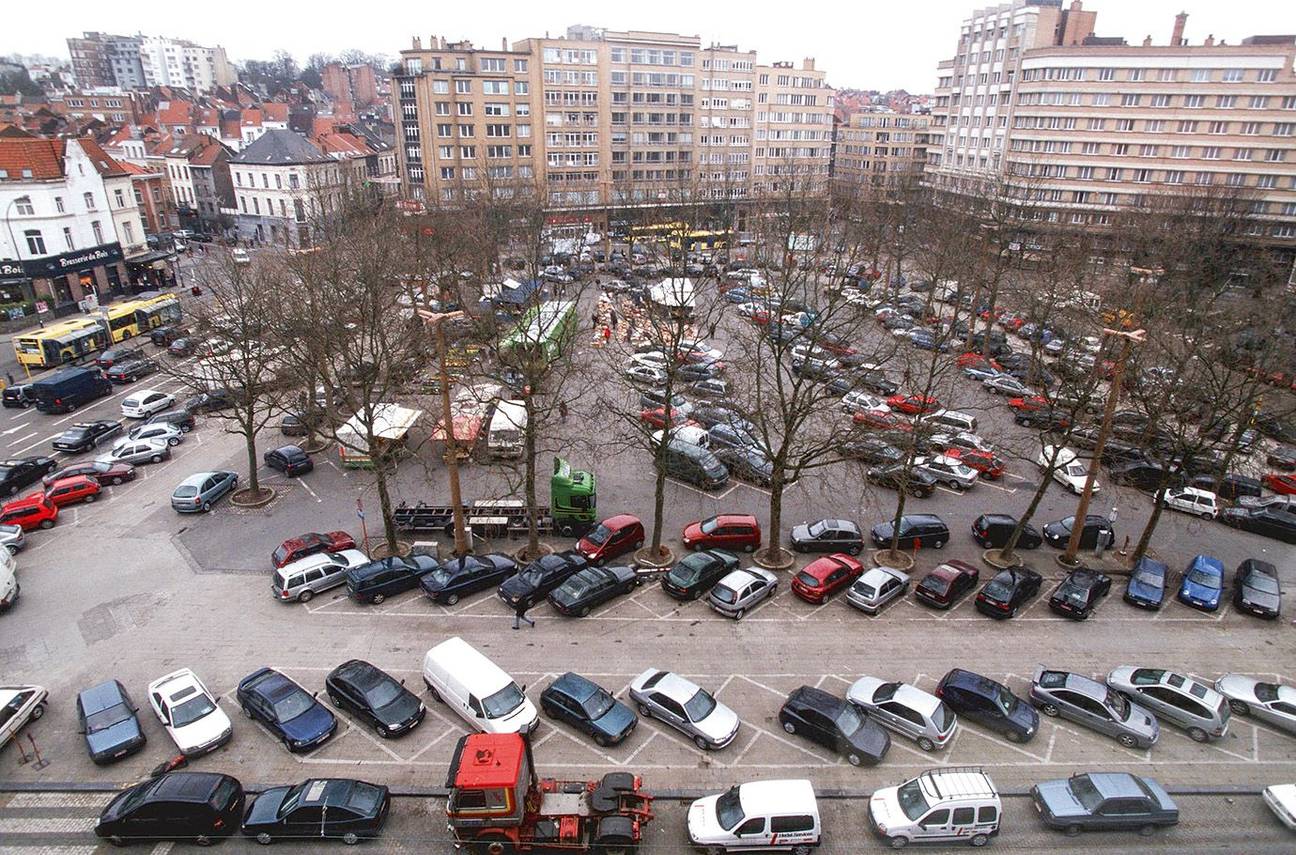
610, 310, 619, 331
512, 600, 535, 629
559, 400, 569, 422
602, 326, 612, 343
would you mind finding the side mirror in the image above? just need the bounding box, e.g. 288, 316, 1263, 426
521, 684, 528, 693
313, 691, 319, 699
400, 679, 406, 687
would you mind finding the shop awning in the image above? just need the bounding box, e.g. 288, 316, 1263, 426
125, 249, 176, 266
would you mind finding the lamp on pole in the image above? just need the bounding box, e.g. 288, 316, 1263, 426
418, 307, 470, 557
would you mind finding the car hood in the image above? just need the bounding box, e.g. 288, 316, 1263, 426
1215, 673, 1261, 701
243, 785, 293, 827
695, 703, 740, 742
280, 703, 334, 742
1180, 578, 1221, 602
592, 701, 637, 738
1240, 586, 1281, 611
171, 705, 232, 751
687, 796, 723, 843
375, 692, 424, 727
498, 575, 539, 599
790, 524, 812, 542
1126, 575, 1164, 602
1033, 780, 1088, 818
1042, 522, 1068, 540
86, 718, 143, 755
845, 675, 885, 708
1008, 700, 1040, 733
847, 718, 891, 757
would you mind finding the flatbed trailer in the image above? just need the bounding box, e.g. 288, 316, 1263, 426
394, 499, 562, 538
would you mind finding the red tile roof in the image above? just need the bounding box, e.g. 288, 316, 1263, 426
262, 103, 289, 123
76, 138, 129, 177
241, 108, 263, 127
157, 100, 195, 126
0, 138, 66, 180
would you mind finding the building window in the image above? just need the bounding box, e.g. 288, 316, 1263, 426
1210, 121, 1229, 134
514, 59, 528, 72
1097, 68, 1114, 81
455, 79, 471, 94
14, 198, 34, 215
437, 123, 452, 137
1185, 94, 1205, 108
479, 57, 505, 72
1120, 94, 1141, 107
1217, 95, 1237, 108
91, 221, 103, 244
457, 102, 473, 116
440, 167, 454, 180
1249, 96, 1269, 109
436, 102, 450, 115
23, 229, 45, 255
459, 124, 474, 137
63, 227, 74, 250
253, 198, 260, 214
113, 188, 125, 207
1266, 148, 1287, 162
1222, 68, 1244, 82
83, 191, 96, 210
122, 222, 133, 243
1150, 94, 1171, 107
433, 80, 449, 94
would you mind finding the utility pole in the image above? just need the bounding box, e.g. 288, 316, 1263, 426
421, 308, 470, 557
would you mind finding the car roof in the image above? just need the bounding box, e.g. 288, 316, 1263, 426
552, 672, 599, 700
790, 685, 844, 715
738, 779, 817, 815
178, 471, 221, 487
646, 671, 700, 702
1189, 554, 1224, 573
713, 513, 757, 525
599, 513, 640, 529
78, 679, 126, 713
718, 567, 772, 588
860, 566, 907, 584
150, 772, 230, 802
1084, 772, 1146, 800
901, 513, 945, 526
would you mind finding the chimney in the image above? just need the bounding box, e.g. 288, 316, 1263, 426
803, 58, 816, 71
1171, 12, 1188, 46
412, 36, 422, 50
1204, 34, 1215, 47
1142, 35, 1153, 47
502, 37, 508, 51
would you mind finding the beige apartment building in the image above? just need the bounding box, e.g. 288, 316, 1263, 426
391, 25, 834, 226
926, 1, 1296, 256
834, 111, 932, 187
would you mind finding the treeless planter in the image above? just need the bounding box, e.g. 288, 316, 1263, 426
982, 548, 1024, 569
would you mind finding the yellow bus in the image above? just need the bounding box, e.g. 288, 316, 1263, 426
13, 318, 112, 369
668, 229, 729, 252
102, 294, 182, 343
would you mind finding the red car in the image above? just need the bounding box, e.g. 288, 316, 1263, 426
640, 408, 694, 430
43, 475, 102, 507
576, 514, 645, 564
271, 530, 358, 569
0, 494, 58, 531
853, 410, 913, 432
791, 553, 865, 604
999, 314, 1026, 331
914, 560, 980, 609
682, 514, 761, 553
944, 448, 1006, 480
1262, 472, 1296, 496
1007, 395, 1049, 413
887, 394, 940, 416
955, 352, 1001, 371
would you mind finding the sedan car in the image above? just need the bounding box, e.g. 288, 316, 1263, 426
99, 437, 170, 467
105, 357, 158, 383
0, 456, 57, 497
170, 470, 238, 513
125, 422, 184, 448
914, 560, 980, 609
707, 567, 777, 620
541, 672, 637, 746
236, 667, 337, 753
241, 778, 390, 846
1042, 515, 1115, 550
790, 518, 864, 555
846, 676, 956, 751
549, 565, 639, 617
1106, 667, 1230, 742
975, 566, 1044, 618
627, 668, 740, 750
790, 553, 864, 604
983, 374, 1033, 397
887, 393, 940, 415
845, 566, 910, 615
1049, 568, 1112, 620
497, 550, 590, 610
264, 445, 313, 477
1177, 554, 1225, 612
1264, 472, 1296, 495
183, 389, 234, 413
1123, 556, 1169, 610
1233, 558, 1281, 619
1029, 668, 1159, 749
94, 771, 244, 848
325, 660, 425, 738
421, 553, 520, 605
76, 679, 146, 764
1032, 773, 1178, 837
167, 337, 198, 357
779, 685, 890, 766
1214, 674, 1296, 735
944, 447, 1005, 480
1040, 445, 1096, 495
146, 668, 233, 756
0, 523, 25, 554
913, 455, 979, 491
52, 420, 123, 453
1219, 506, 1296, 543
865, 464, 937, 499
624, 364, 668, 386
841, 437, 904, 466
272, 531, 357, 569
42, 459, 135, 488
937, 668, 1038, 743
870, 514, 950, 550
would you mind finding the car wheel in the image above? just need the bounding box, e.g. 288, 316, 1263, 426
917, 736, 935, 751
428, 685, 442, 703
281, 737, 293, 752
1004, 729, 1023, 743
372, 593, 385, 604
1063, 825, 1081, 837
1117, 732, 1138, 748
5, 545, 16, 555
908, 487, 925, 498
637, 703, 652, 718
1229, 699, 1250, 716
970, 833, 990, 847
167, 437, 180, 447
947, 480, 963, 491
108, 835, 127, 847
633, 540, 643, 550
38, 519, 54, 530
256, 832, 273, 845
445, 593, 460, 606
342, 832, 359, 845
1187, 726, 1209, 743
847, 752, 863, 767
792, 845, 813, 855
783, 721, 796, 734
1040, 703, 1060, 718
734, 608, 745, 621
30, 702, 44, 720
180, 425, 192, 433
743, 543, 754, 553
83, 494, 96, 503
150, 455, 162, 463
933, 539, 945, 549
847, 544, 861, 556
1137, 825, 1157, 837
110, 476, 124, 485
888, 836, 909, 850
298, 589, 314, 603
694, 735, 711, 751
201, 502, 211, 512
1199, 511, 1213, 520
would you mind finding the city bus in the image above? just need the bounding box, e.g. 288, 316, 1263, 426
102, 294, 182, 342
498, 300, 576, 368
12, 318, 111, 369
668, 229, 729, 252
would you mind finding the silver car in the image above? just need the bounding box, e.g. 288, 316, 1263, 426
1214, 674, 1296, 735
171, 470, 239, 513
913, 455, 979, 491
1029, 667, 1159, 749
1107, 667, 1230, 742
983, 375, 1033, 397
846, 676, 956, 751
125, 422, 184, 447
98, 437, 170, 467
846, 566, 910, 614
707, 567, 777, 620
0, 524, 25, 554
627, 668, 740, 750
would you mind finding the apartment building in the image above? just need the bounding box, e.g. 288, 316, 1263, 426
66, 32, 234, 93
391, 25, 834, 224
926, 1, 1296, 253
163, 134, 236, 233
835, 111, 932, 186
230, 130, 346, 247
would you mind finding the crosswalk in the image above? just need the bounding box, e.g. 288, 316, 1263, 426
0, 790, 180, 852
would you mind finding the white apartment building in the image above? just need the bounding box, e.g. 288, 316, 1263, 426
138, 36, 235, 93
229, 130, 346, 247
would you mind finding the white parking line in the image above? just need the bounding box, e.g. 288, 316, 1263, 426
5, 430, 37, 448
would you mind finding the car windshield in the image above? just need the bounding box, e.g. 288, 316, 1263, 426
1058, 582, 1088, 606
171, 693, 217, 728
481, 683, 525, 719
983, 576, 1013, 600
835, 703, 865, 737
1068, 776, 1104, 811
700, 517, 719, 534
272, 689, 315, 722
1105, 689, 1131, 719
559, 573, 599, 599
1057, 516, 1076, 533
518, 567, 547, 587
85, 703, 133, 733
426, 568, 454, 586
272, 546, 291, 565
364, 678, 403, 710
990, 684, 1018, 714
1064, 463, 1087, 477
174, 486, 198, 498
683, 689, 717, 722
711, 586, 737, 604
932, 702, 956, 731
1247, 574, 1280, 595
807, 520, 829, 537
896, 779, 931, 821
716, 786, 745, 831
1187, 568, 1219, 587
1132, 569, 1162, 587
581, 689, 616, 720
585, 525, 611, 546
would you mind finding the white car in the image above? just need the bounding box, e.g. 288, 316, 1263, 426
629, 351, 671, 372
624, 364, 668, 386
914, 454, 980, 491
841, 390, 889, 415
688, 780, 821, 852
231, 247, 251, 264
0, 523, 25, 554
121, 389, 176, 419
931, 431, 993, 454
1161, 486, 1219, 520
651, 425, 710, 449
0, 684, 48, 746
1263, 784, 1296, 831
126, 422, 185, 447
1214, 674, 1296, 735
146, 669, 233, 756
843, 289, 872, 307
1038, 445, 1097, 495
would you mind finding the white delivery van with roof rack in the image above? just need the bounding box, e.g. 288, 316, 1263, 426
688, 778, 821, 853
868, 767, 1001, 848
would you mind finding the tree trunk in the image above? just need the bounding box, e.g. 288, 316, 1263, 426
373, 455, 399, 553
244, 414, 260, 494
999, 466, 1052, 562
1130, 474, 1176, 565
650, 462, 667, 554
765, 461, 787, 563
524, 396, 539, 556
887, 445, 915, 560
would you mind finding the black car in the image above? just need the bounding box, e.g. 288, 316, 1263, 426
345, 555, 440, 604
184, 388, 234, 413
540, 672, 638, 746
660, 549, 740, 600
497, 550, 590, 610
280, 412, 308, 436
241, 778, 390, 845
549, 565, 639, 616
1268, 446, 1296, 470
936, 668, 1039, 742
779, 685, 890, 766
168, 337, 198, 357
856, 371, 899, 396
95, 772, 244, 847
1219, 507, 1296, 543
974, 566, 1044, 619
95, 345, 144, 369
866, 465, 936, 498
105, 357, 158, 383
149, 324, 189, 346
1042, 515, 1115, 550
842, 438, 904, 466
1110, 461, 1176, 492
791, 518, 865, 554
690, 405, 749, 430
1189, 473, 1262, 501
420, 553, 519, 605
264, 445, 313, 477
147, 409, 196, 433
716, 445, 773, 486
325, 660, 425, 737
0, 456, 57, 497
1233, 558, 1281, 619
971, 513, 1042, 550
869, 514, 950, 550
76, 679, 146, 764
236, 668, 337, 752
1255, 412, 1296, 444
2, 384, 34, 408
1048, 568, 1112, 620
52, 420, 123, 453
677, 362, 722, 382
1014, 407, 1071, 430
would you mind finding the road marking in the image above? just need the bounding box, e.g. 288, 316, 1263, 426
13, 433, 58, 454
297, 478, 323, 503
4, 792, 114, 808
0, 817, 98, 833
5, 430, 37, 447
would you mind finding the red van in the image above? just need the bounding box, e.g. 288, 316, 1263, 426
576, 514, 645, 565
682, 514, 762, 553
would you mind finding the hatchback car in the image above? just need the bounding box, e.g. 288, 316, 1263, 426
779, 685, 890, 766
541, 672, 637, 746
870, 514, 950, 550
44, 475, 101, 508
866, 464, 937, 498
1123, 556, 1169, 610
1029, 668, 1159, 749
2, 384, 34, 408
682, 513, 761, 553
1177, 554, 1224, 612
1049, 568, 1112, 620
242, 778, 390, 846
170, 470, 238, 512
1032, 773, 1178, 837
845, 566, 910, 615
887, 394, 940, 415
708, 567, 778, 620
914, 560, 980, 609
1042, 515, 1115, 550
94, 771, 244, 848
95, 345, 145, 369
971, 513, 1041, 550
975, 566, 1044, 618
1214, 674, 1296, 735
272, 530, 357, 568
1107, 667, 1230, 742
627, 668, 740, 750
100, 437, 170, 467
1162, 486, 1220, 520
0, 523, 25, 554
846, 676, 956, 751
346, 554, 440, 604
52, 420, 123, 453
121, 389, 175, 419
325, 660, 425, 738
937, 668, 1038, 743
791, 518, 864, 554
497, 550, 590, 610
1233, 558, 1281, 619
576, 514, 645, 565
791, 553, 864, 604
76, 679, 146, 764
944, 447, 1005, 480
146, 668, 233, 757
236, 667, 337, 752
125, 422, 184, 447
420, 553, 519, 605
0, 456, 57, 497
0, 494, 58, 531
264, 445, 313, 477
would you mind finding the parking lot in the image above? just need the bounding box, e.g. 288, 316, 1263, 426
1, 276, 1293, 852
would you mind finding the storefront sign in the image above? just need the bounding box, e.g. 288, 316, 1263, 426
20, 243, 124, 278
0, 259, 25, 280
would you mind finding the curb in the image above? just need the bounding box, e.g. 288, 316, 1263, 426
981, 548, 1023, 569
871, 549, 915, 570
229, 487, 276, 508
751, 547, 796, 571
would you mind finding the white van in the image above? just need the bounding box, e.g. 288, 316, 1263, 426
922, 409, 979, 434
422, 637, 538, 734
0, 549, 17, 611
869, 767, 1001, 848
688, 779, 821, 853
487, 400, 527, 458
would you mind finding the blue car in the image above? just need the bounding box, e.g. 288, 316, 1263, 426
236, 668, 336, 753
1123, 556, 1168, 610
76, 680, 146, 765
1177, 554, 1224, 612
723, 287, 751, 304
909, 331, 949, 352
540, 672, 638, 746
